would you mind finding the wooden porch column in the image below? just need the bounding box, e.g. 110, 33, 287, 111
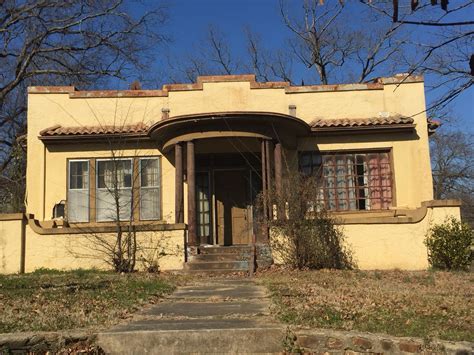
261, 139, 267, 221
187, 140, 197, 247
274, 142, 283, 219
261, 139, 269, 240
175, 143, 184, 223
265, 140, 273, 218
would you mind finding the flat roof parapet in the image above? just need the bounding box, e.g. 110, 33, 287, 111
28, 73, 424, 98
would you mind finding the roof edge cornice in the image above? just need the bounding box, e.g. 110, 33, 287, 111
28, 74, 424, 98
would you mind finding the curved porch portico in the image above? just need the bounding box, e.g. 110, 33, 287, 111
149, 112, 311, 248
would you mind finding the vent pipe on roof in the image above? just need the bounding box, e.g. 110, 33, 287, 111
162, 108, 170, 120
289, 105, 297, 117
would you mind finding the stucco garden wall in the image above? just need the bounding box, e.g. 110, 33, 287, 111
270, 202, 461, 271
0, 215, 24, 274
344, 205, 461, 270
1, 201, 461, 274
0, 215, 185, 274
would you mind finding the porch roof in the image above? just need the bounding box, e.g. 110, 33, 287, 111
149, 111, 311, 151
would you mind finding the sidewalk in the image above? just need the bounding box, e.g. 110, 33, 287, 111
97, 279, 285, 354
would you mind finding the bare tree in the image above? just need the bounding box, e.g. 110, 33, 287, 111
430, 129, 474, 225
361, 0, 473, 111
0, 0, 168, 212
245, 29, 295, 83
279, 0, 405, 84
166, 26, 240, 83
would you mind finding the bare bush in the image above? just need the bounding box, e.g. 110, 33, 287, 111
256, 170, 355, 270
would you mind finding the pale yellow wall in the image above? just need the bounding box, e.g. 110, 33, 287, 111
0, 205, 462, 273
271, 205, 461, 270
22, 228, 185, 273
344, 206, 461, 270
0, 219, 22, 274
27, 76, 432, 221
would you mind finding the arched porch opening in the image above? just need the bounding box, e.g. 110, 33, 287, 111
149, 112, 310, 248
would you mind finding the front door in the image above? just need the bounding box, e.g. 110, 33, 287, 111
214, 170, 251, 245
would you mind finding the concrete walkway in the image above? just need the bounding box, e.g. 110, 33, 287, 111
97, 279, 285, 354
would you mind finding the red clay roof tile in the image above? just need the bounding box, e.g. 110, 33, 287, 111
311, 115, 414, 128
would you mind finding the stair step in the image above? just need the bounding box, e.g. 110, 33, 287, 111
194, 253, 248, 261
186, 261, 249, 271
183, 269, 249, 275
199, 246, 252, 255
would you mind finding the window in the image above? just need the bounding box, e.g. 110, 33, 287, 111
96, 159, 133, 221
299, 151, 392, 211
140, 158, 161, 220
68, 160, 89, 222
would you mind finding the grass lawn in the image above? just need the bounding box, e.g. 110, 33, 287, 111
0, 269, 184, 333
258, 269, 473, 342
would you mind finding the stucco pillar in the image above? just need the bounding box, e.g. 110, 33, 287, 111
175, 143, 184, 224
187, 140, 197, 247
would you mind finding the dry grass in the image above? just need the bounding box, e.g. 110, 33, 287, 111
0, 269, 187, 333
258, 268, 473, 342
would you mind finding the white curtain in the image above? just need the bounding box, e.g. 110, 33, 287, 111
140, 158, 160, 220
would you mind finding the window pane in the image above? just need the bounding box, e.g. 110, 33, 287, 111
141, 158, 160, 187
140, 187, 160, 220
96, 189, 132, 221
68, 189, 89, 222
69, 161, 89, 189
96, 159, 133, 221
139, 158, 160, 220
68, 161, 89, 222
97, 160, 132, 189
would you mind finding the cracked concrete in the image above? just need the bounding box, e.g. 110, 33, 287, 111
97, 279, 285, 354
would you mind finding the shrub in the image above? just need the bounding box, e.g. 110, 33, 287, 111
425, 217, 472, 271
257, 171, 355, 270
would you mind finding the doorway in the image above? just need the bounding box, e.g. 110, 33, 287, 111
214, 170, 252, 245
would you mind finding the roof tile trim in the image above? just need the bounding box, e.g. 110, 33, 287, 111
39, 123, 149, 137
311, 116, 414, 128
28, 74, 424, 98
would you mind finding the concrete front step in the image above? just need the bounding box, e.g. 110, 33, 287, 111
185, 260, 249, 271
98, 326, 285, 354
199, 245, 252, 255
193, 253, 248, 261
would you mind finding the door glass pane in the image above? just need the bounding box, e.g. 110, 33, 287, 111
196, 172, 211, 239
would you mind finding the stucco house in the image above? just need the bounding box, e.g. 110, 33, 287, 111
0, 74, 461, 274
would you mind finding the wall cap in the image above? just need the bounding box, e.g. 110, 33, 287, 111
27, 73, 423, 98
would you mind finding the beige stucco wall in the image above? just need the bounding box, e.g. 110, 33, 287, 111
0, 217, 185, 274
27, 76, 432, 222
23, 228, 185, 273
344, 206, 461, 270
271, 205, 461, 270
0, 218, 23, 274
0, 204, 462, 273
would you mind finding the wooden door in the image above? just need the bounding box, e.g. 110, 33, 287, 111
214, 170, 251, 245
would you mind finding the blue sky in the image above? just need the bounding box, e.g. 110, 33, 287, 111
135, 0, 473, 128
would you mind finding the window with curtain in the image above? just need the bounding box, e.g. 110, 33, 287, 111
140, 158, 161, 220
96, 159, 133, 221
299, 151, 392, 211
68, 160, 89, 222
